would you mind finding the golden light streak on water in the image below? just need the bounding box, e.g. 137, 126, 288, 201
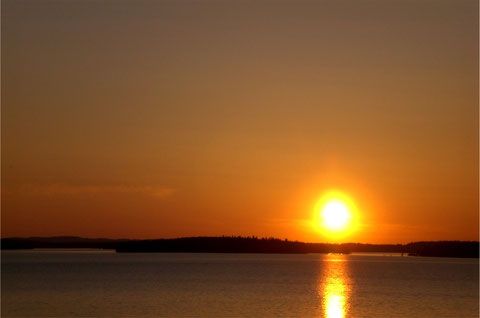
319, 255, 350, 318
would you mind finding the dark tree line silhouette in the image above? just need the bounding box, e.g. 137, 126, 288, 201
2, 236, 478, 258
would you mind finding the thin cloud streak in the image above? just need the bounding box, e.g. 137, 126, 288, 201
16, 184, 176, 198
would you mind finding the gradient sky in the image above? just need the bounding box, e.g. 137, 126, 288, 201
2, 0, 478, 243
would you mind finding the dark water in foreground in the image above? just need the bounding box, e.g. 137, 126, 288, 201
1, 250, 478, 317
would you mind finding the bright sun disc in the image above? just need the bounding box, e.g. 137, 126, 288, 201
322, 201, 350, 230
312, 191, 358, 239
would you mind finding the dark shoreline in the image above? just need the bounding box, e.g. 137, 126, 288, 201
1, 236, 478, 258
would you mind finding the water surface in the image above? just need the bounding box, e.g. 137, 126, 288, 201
2, 251, 478, 317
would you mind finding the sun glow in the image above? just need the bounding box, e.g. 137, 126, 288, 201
322, 201, 350, 230
313, 191, 359, 239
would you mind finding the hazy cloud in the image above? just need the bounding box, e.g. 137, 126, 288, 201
17, 184, 176, 198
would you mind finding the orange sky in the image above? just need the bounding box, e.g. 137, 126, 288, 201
2, 0, 478, 243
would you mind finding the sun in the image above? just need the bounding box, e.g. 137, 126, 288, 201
322, 200, 351, 231
312, 190, 358, 239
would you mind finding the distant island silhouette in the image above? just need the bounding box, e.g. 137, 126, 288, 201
2, 236, 478, 258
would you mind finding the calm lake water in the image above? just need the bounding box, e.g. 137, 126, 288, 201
2, 250, 478, 317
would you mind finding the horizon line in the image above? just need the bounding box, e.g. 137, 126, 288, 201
2, 235, 479, 245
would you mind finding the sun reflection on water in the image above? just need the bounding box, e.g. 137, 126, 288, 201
319, 255, 351, 318
324, 275, 347, 318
